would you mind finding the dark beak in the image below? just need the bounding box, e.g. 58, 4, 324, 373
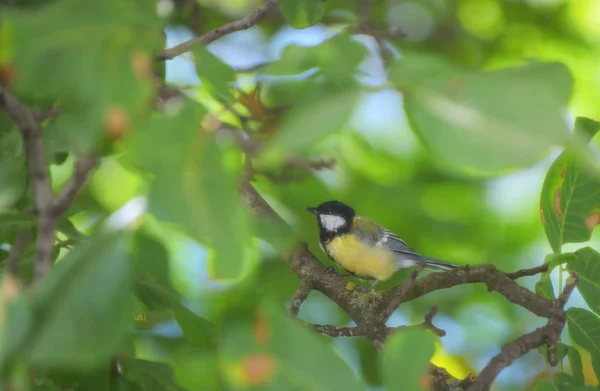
306, 207, 318, 214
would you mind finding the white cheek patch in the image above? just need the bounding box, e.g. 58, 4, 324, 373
320, 214, 346, 232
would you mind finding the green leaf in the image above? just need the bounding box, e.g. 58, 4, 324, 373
173, 305, 217, 348
192, 45, 236, 101
220, 302, 362, 391
0, 294, 33, 369
571, 247, 600, 314
530, 379, 555, 391
540, 117, 600, 252
567, 345, 585, 385
260, 88, 361, 164
382, 328, 436, 391
7, 0, 163, 152
131, 234, 217, 347
126, 101, 251, 280
538, 342, 568, 363
25, 229, 133, 370
266, 35, 368, 82
120, 359, 187, 391
391, 54, 573, 175
278, 0, 326, 28
567, 308, 600, 381
77, 371, 142, 391
0, 212, 36, 227
535, 272, 556, 300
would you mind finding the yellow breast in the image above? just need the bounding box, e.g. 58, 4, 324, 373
325, 235, 397, 281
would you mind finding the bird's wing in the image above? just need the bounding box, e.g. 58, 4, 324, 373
352, 216, 422, 258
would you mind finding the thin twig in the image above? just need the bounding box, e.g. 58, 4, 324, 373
506, 264, 548, 279
421, 306, 446, 337
53, 155, 98, 216
290, 280, 312, 317
155, 0, 279, 61
35, 107, 61, 122
7, 232, 32, 277
381, 264, 424, 319
357, 0, 374, 31
467, 274, 576, 391
0, 82, 55, 280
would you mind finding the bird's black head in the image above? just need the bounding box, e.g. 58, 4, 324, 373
306, 200, 355, 237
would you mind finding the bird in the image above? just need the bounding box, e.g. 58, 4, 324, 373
306, 200, 457, 291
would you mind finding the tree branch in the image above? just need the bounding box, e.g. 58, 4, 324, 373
7, 231, 32, 277
506, 264, 548, 279
289, 280, 312, 317
467, 275, 577, 391
380, 265, 555, 318
155, 0, 279, 61
0, 82, 55, 280
53, 155, 98, 216
381, 264, 424, 319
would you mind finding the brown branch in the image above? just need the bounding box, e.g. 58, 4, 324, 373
421, 306, 446, 337
506, 264, 548, 279
381, 264, 424, 319
312, 324, 364, 337
467, 274, 577, 391
35, 107, 61, 122
7, 232, 32, 277
155, 0, 279, 61
0, 82, 55, 280
380, 265, 556, 318
53, 155, 98, 216
290, 280, 312, 317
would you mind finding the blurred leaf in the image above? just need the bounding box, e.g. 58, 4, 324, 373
120, 359, 187, 391
220, 302, 362, 390
77, 371, 142, 391
567, 308, 600, 381
126, 101, 251, 280
25, 229, 133, 370
540, 117, 600, 253
278, 0, 326, 28
7, 0, 162, 152
266, 35, 368, 83
571, 247, 600, 314
192, 46, 236, 101
554, 372, 579, 391
0, 212, 36, 227
0, 294, 33, 369
173, 305, 217, 348
382, 328, 435, 391
260, 88, 361, 164
133, 233, 174, 296
391, 54, 573, 174
535, 272, 556, 300
132, 234, 217, 347
567, 345, 585, 386
530, 379, 555, 391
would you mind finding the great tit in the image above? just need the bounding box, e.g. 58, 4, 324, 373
307, 200, 457, 290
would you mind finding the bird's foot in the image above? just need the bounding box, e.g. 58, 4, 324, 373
354, 285, 373, 293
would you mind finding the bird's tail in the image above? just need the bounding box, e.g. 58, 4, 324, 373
421, 257, 458, 271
